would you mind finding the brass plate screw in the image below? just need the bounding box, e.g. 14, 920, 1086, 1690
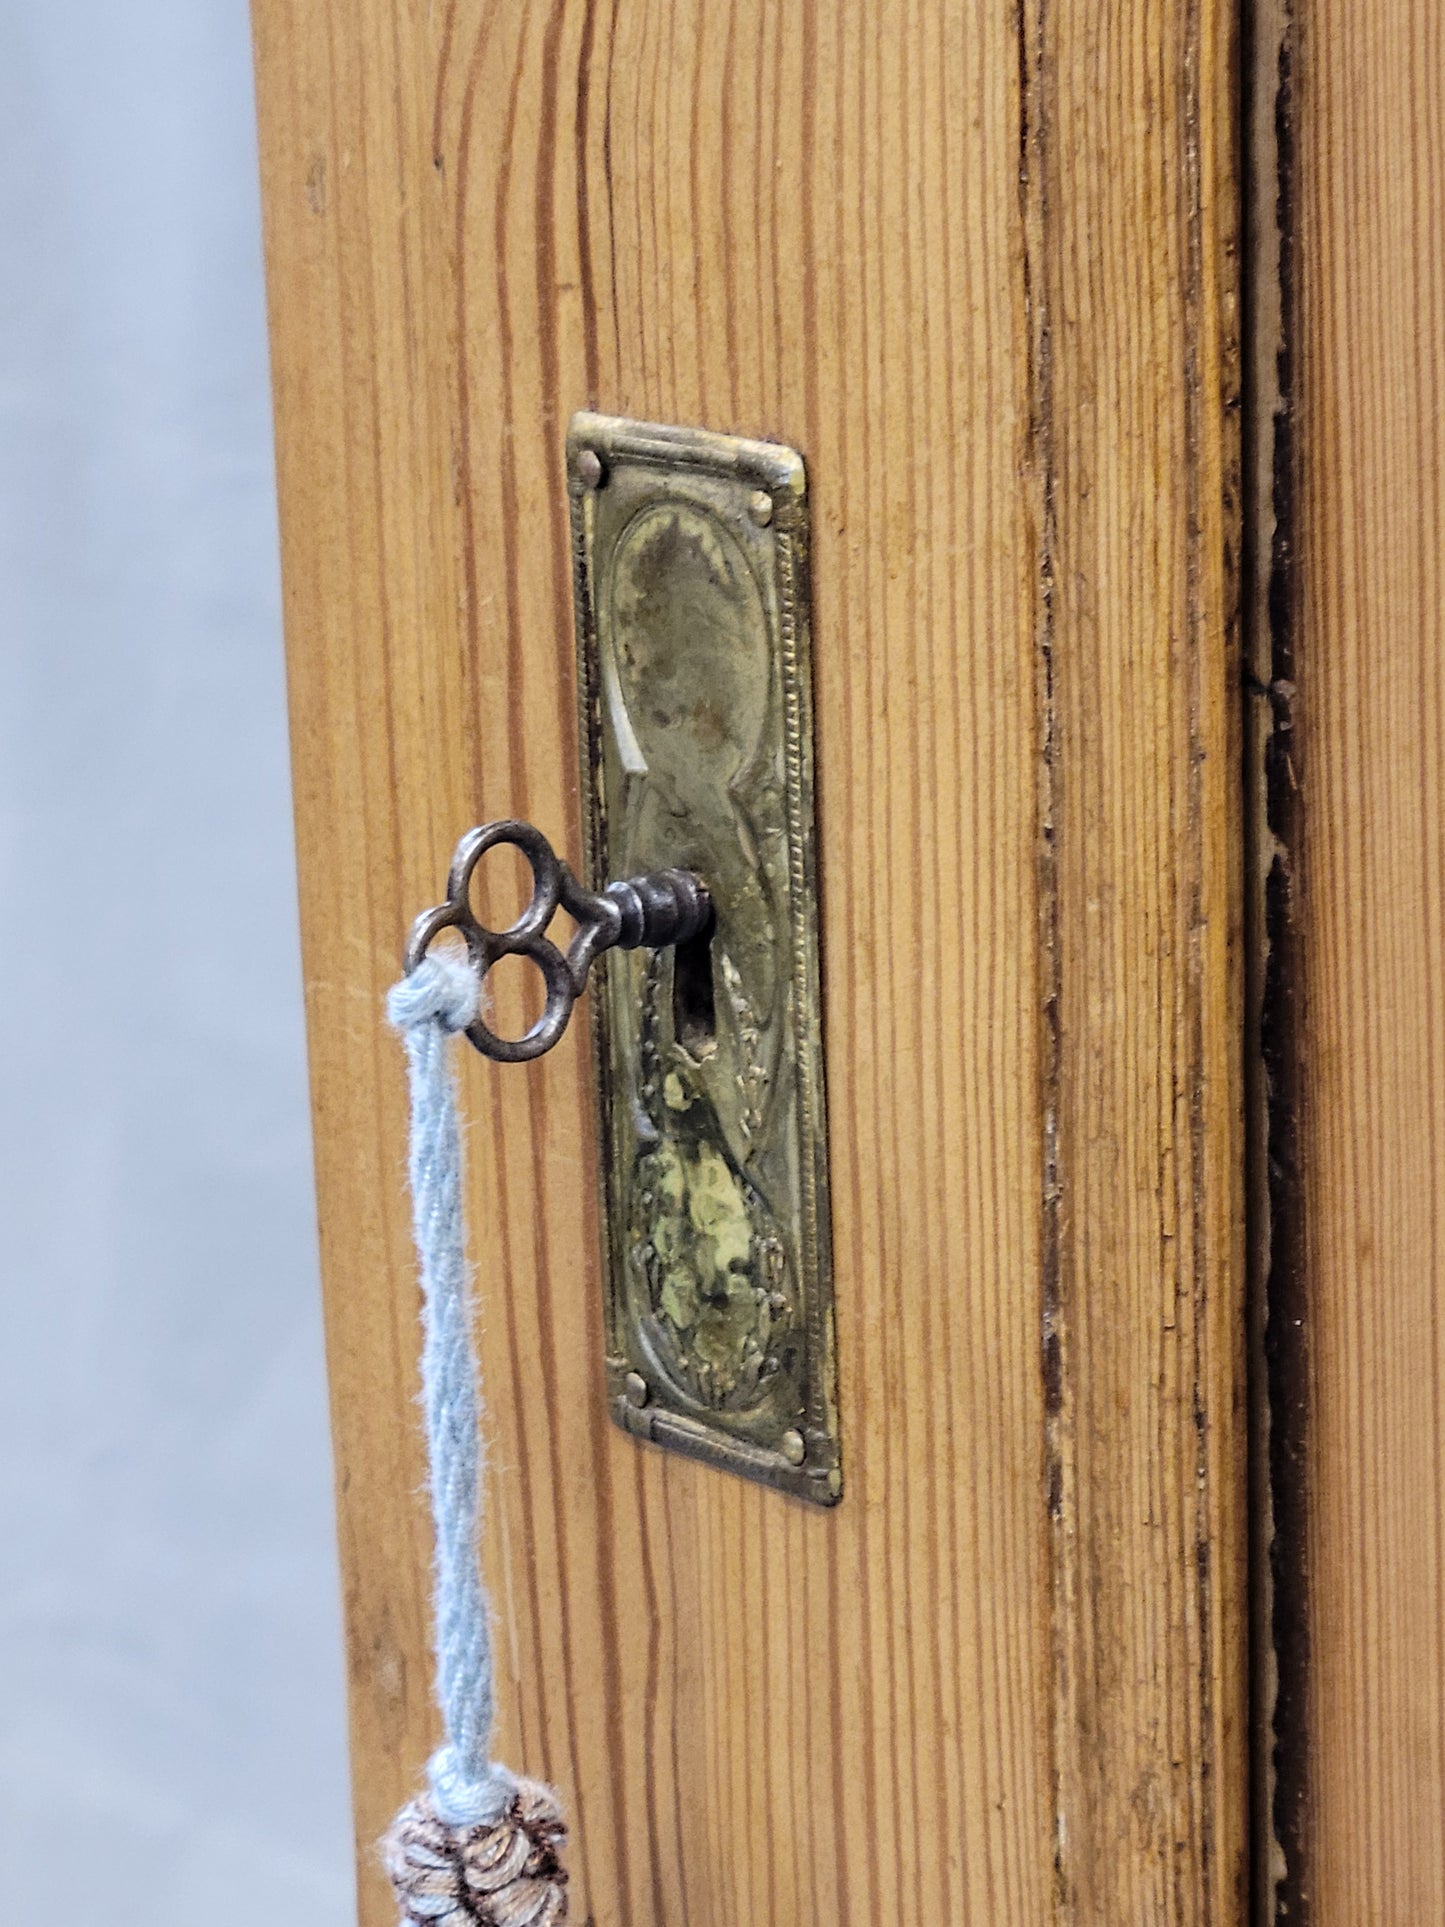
577, 447, 604, 490
624, 1371, 649, 1408
747, 489, 774, 527
780, 1428, 806, 1466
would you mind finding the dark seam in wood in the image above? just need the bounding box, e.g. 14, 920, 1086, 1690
1242, 0, 1311, 1914
1016, 0, 1064, 1910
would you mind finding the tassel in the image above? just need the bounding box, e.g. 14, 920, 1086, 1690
382, 1782, 567, 1927
382, 953, 569, 1924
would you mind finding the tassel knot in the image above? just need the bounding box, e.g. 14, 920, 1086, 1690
382, 1782, 568, 1927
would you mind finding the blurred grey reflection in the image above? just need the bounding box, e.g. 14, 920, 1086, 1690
0, 1, 353, 1919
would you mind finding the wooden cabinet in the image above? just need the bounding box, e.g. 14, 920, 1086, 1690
251, 0, 1444, 1918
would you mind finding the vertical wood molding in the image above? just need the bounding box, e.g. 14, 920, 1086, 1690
1270, 0, 1445, 1919
252, 1, 1245, 1919
1025, 0, 1247, 1914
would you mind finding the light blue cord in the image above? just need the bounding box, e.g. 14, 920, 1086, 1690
387, 954, 517, 1830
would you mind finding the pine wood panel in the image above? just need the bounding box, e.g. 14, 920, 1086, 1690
1031, 0, 1246, 1914
1287, 0, 1445, 1915
250, 1, 1245, 1920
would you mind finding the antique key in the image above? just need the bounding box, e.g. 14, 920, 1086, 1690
404, 818, 712, 1064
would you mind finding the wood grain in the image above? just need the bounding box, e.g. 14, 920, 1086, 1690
1283, 0, 1445, 1915
250, 1, 1245, 1919
1028, 0, 1246, 1914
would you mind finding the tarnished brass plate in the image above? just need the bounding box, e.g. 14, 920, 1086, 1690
568, 414, 840, 1504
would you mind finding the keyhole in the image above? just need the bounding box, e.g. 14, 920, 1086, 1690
672, 924, 717, 1058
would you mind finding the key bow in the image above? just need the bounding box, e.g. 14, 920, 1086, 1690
405, 819, 711, 1063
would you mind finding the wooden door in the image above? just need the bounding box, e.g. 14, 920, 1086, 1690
251, 1, 1246, 1921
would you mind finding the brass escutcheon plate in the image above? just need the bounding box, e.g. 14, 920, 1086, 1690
568, 413, 840, 1504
